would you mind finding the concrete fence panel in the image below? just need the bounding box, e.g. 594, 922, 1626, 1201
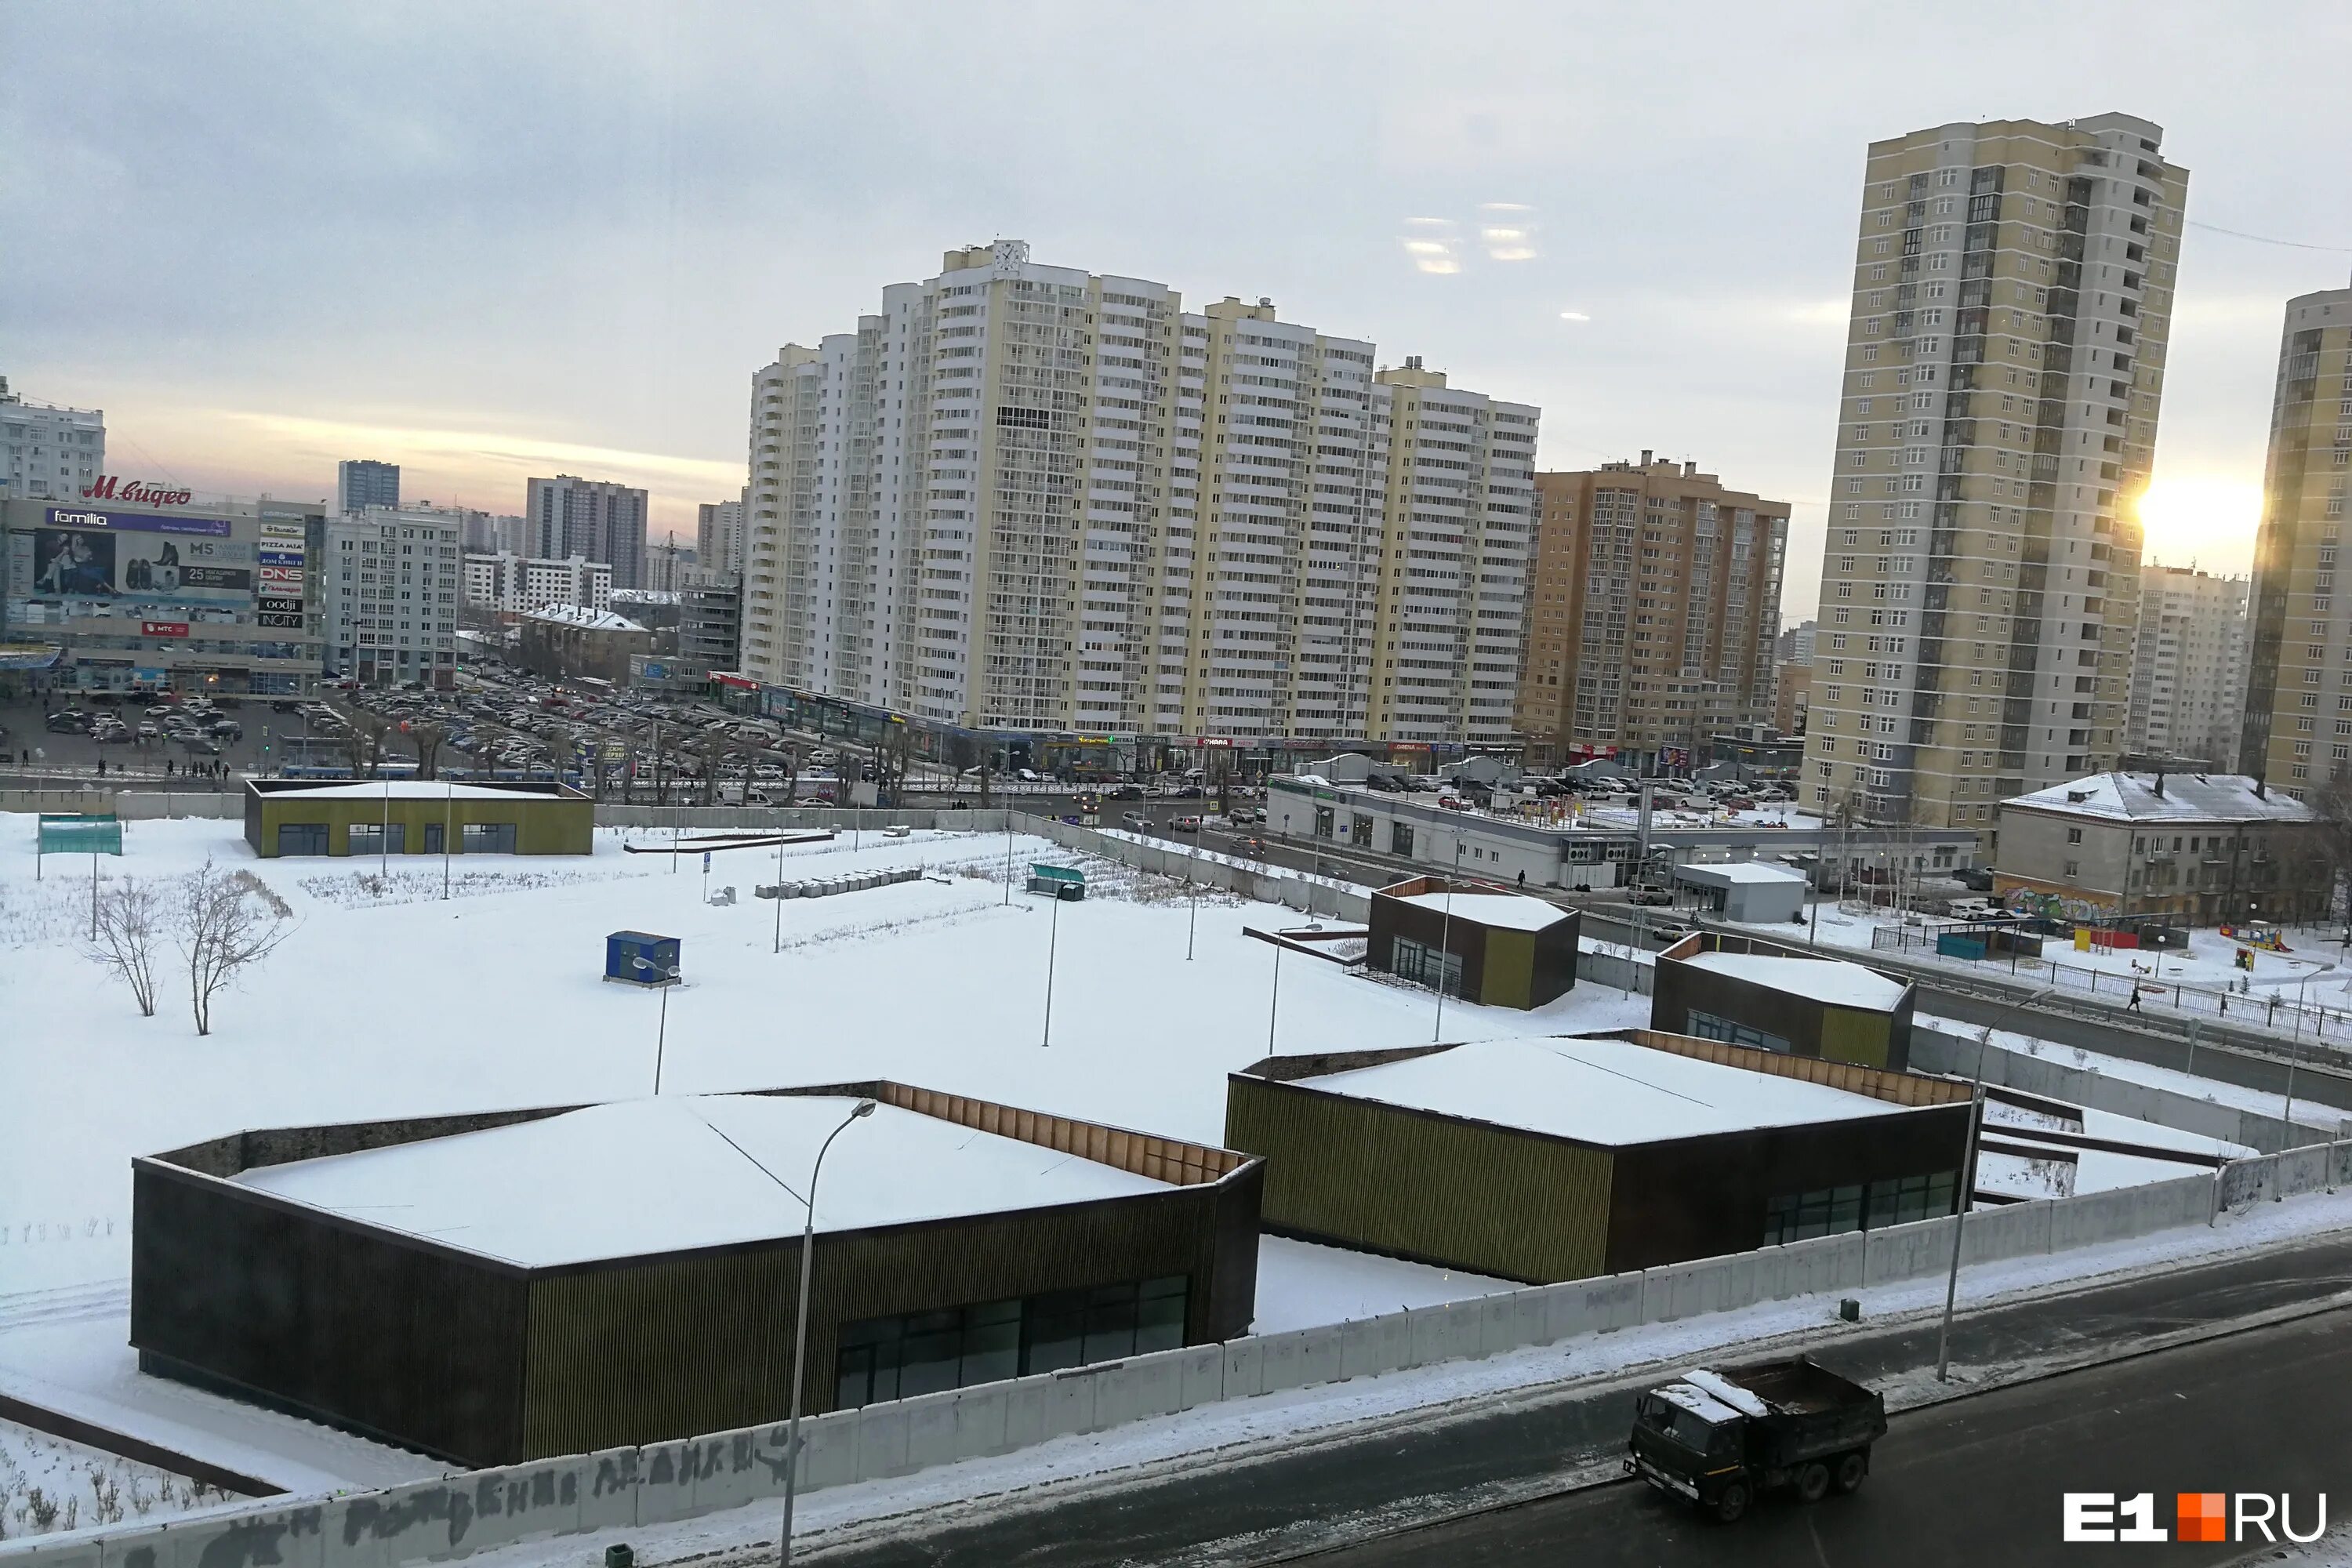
2218, 1157, 2274, 1211
2145, 1171, 2220, 1229
791, 1410, 860, 1494
1476, 1289, 1551, 1359
632, 1437, 707, 1526
334, 1479, 469, 1568
900, 1390, 963, 1475
575, 1448, 640, 1534
1776, 1231, 1866, 1299
2334, 1142, 2352, 1191
1174, 1344, 1226, 1410
1640, 1256, 1748, 1324
851, 1397, 914, 1482
1862, 1217, 1955, 1287
1093, 1348, 1188, 1428
151, 1501, 326, 1568
1254, 1328, 1313, 1394
1221, 1337, 1265, 1400
455, 1457, 586, 1554
2277, 1146, 2332, 1198
2, 1539, 100, 1568
1547, 1272, 1643, 1341
2045, 1186, 2144, 1250
1960, 1199, 2053, 1265
96, 1527, 170, 1568
1405, 1298, 1483, 1369
681, 1427, 784, 1517
1037, 1370, 1097, 1441
1339, 1311, 1414, 1381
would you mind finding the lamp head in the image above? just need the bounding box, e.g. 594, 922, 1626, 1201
851, 1098, 877, 1119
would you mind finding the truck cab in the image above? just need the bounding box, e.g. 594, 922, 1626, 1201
1628, 1359, 1886, 1523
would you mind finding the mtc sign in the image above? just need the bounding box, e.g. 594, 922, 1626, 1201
82, 476, 196, 506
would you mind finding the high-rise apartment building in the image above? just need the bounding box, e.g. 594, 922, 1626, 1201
524, 475, 648, 590
2125, 564, 2248, 766
322, 509, 461, 688
696, 495, 746, 577
1806, 114, 2186, 829
644, 534, 697, 594
742, 241, 1537, 744
2241, 284, 2352, 792
0, 377, 103, 501
336, 459, 401, 516
1514, 455, 1788, 769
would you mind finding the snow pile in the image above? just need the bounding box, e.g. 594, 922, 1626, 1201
1388, 891, 1570, 931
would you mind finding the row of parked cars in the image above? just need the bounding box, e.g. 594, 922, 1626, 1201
45, 701, 241, 752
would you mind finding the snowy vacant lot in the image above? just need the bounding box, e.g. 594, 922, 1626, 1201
0, 816, 1635, 1488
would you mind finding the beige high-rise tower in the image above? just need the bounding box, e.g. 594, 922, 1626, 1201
2240, 284, 2352, 792
1805, 114, 2187, 830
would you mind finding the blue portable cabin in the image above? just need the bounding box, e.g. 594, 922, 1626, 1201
605, 931, 682, 985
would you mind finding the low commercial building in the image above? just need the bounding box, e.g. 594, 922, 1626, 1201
1366, 877, 1577, 1009
130, 1085, 1263, 1466
1265, 775, 1978, 891
2, 494, 324, 697
1671, 860, 1808, 924
242, 778, 593, 858
515, 603, 652, 684
1225, 1032, 1970, 1283
1652, 932, 1917, 1071
1994, 771, 2326, 925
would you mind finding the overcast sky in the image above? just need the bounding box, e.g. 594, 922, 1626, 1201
5, 1, 2347, 615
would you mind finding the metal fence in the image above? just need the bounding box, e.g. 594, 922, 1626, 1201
1872, 924, 2352, 1061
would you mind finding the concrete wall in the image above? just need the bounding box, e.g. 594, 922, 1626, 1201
19, 1141, 2345, 1568
1910, 1024, 2347, 1155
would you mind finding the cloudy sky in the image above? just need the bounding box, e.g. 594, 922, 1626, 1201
5, 1, 2347, 614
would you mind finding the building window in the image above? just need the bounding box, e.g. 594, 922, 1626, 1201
347, 822, 407, 855
461, 821, 517, 853
1762, 1171, 1957, 1245
1686, 1009, 1791, 1054
1391, 822, 1414, 858
833, 1276, 1188, 1410
1391, 937, 1463, 997
275, 822, 330, 856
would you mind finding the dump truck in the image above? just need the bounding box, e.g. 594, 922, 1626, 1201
1626, 1357, 1887, 1523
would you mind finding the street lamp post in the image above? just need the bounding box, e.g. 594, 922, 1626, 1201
1266, 937, 1283, 1052
630, 957, 681, 1093
1041, 888, 1062, 1047
1936, 986, 2056, 1382
1432, 840, 1465, 1042
778, 1098, 874, 1566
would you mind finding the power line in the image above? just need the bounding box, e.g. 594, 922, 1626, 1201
2187, 220, 2352, 256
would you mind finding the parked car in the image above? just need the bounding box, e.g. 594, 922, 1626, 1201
45, 712, 89, 734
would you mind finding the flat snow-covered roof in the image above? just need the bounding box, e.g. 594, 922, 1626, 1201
263, 782, 564, 801
230, 1095, 1171, 1267
1293, 1037, 1901, 1146
1389, 891, 1569, 931
1674, 861, 1806, 886
1680, 951, 1907, 1011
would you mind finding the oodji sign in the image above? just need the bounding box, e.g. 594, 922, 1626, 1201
82, 477, 195, 506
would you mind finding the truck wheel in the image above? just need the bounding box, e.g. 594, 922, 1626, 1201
1795, 1461, 1830, 1503
1711, 1481, 1751, 1524
1833, 1452, 1868, 1494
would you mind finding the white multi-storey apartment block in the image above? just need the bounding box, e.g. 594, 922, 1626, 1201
0, 376, 103, 502
462, 553, 612, 615
324, 510, 462, 688
2125, 564, 2249, 767
741, 241, 1538, 744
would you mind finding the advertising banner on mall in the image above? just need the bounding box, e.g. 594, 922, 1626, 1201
22, 528, 253, 606
45, 505, 231, 538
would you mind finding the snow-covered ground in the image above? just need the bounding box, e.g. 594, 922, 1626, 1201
0, 1417, 241, 1541
0, 816, 1643, 1494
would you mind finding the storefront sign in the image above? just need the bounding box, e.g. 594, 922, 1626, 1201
258, 549, 305, 565
140, 620, 191, 637
80, 477, 194, 506
256, 611, 304, 630
258, 595, 303, 615
45, 506, 232, 539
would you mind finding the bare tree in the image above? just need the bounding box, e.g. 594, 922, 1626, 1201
176, 859, 294, 1036
942, 731, 979, 797
85, 877, 165, 1017
779, 742, 800, 807
407, 720, 447, 781
331, 699, 390, 779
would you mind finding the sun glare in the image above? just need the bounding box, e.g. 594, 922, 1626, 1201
2132, 474, 2264, 569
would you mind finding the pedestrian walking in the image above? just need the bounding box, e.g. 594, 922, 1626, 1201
2127, 982, 2142, 1012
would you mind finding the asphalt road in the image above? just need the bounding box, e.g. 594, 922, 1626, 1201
797, 1230, 2352, 1568
1312, 1306, 2351, 1567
